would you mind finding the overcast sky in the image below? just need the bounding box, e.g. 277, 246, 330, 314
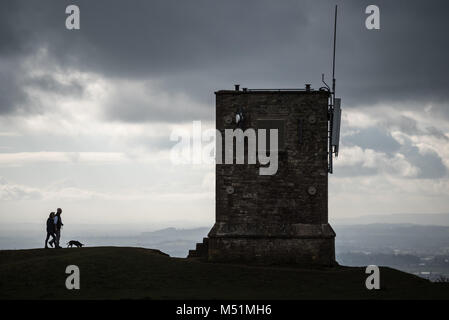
1, 0, 448, 228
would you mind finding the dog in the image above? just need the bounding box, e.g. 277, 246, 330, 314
67, 240, 84, 248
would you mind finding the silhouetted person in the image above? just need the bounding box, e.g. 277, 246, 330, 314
53, 208, 63, 248
45, 212, 56, 249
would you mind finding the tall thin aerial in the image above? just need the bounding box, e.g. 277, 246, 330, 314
329, 4, 341, 173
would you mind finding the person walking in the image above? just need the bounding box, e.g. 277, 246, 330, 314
45, 212, 56, 249
53, 208, 64, 248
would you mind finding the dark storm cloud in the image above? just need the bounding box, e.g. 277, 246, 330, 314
103, 81, 214, 123
335, 0, 449, 107
1, 0, 449, 120
338, 125, 447, 179
400, 145, 447, 179
3, 0, 310, 77
0, 54, 86, 115
382, 115, 419, 136
27, 74, 85, 96
425, 126, 449, 141
344, 127, 401, 153
381, 115, 449, 141
0, 62, 26, 114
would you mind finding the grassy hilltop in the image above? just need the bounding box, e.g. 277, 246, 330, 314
0, 247, 448, 300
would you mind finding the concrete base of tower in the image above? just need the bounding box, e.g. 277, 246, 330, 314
207, 223, 336, 266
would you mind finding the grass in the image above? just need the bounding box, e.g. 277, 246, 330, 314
0, 247, 448, 300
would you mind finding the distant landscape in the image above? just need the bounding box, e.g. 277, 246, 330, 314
1, 213, 449, 281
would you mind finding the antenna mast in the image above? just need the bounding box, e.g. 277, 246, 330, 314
332, 5, 337, 97
328, 5, 338, 174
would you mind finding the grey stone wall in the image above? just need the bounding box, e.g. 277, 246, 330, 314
208, 89, 336, 266
209, 237, 335, 265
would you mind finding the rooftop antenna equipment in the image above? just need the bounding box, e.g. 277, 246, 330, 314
328, 5, 342, 173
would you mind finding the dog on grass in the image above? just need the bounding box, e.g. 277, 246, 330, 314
67, 240, 84, 248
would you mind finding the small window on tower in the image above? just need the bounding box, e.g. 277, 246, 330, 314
257, 119, 285, 151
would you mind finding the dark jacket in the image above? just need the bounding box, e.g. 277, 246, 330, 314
46, 217, 55, 233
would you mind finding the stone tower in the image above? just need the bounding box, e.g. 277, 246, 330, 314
189, 86, 336, 266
